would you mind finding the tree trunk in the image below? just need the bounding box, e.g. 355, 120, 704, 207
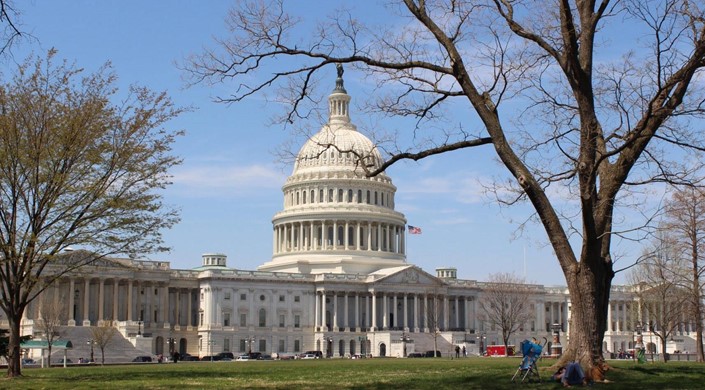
559, 258, 612, 370
6, 316, 22, 377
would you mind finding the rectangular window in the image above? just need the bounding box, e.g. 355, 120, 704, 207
279, 314, 285, 327
259, 339, 266, 352
224, 338, 230, 352
294, 315, 300, 328
279, 295, 285, 302
294, 339, 301, 353
279, 339, 285, 353
224, 292, 231, 300
239, 339, 246, 353
294, 295, 300, 303
240, 293, 247, 300
240, 313, 247, 327
223, 312, 230, 327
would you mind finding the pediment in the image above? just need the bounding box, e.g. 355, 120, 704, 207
374, 266, 442, 287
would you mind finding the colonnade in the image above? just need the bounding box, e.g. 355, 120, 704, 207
27, 278, 198, 329
273, 220, 405, 255
312, 290, 476, 333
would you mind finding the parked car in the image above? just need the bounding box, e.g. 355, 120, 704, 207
407, 352, 424, 358
55, 358, 73, 365
181, 354, 199, 361
259, 354, 273, 360
217, 352, 234, 361
424, 350, 441, 358
21, 358, 37, 366
303, 350, 323, 359
132, 355, 153, 362
248, 352, 262, 360
235, 354, 250, 361
200, 355, 222, 361
300, 353, 317, 359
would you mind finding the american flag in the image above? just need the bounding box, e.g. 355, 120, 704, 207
408, 225, 422, 234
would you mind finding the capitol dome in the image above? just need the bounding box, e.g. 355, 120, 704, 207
258, 65, 408, 275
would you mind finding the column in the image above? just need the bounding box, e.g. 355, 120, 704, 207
187, 289, 193, 327
403, 294, 408, 329
356, 223, 361, 250
455, 297, 460, 328
98, 279, 105, 322
377, 223, 382, 252
414, 294, 419, 332
606, 300, 612, 332
382, 293, 388, 329
322, 291, 328, 330
161, 285, 169, 325
355, 294, 360, 330
367, 222, 372, 251
112, 279, 119, 321
322, 221, 327, 250
344, 293, 349, 330
443, 296, 450, 330
333, 292, 338, 330
127, 281, 133, 321
314, 291, 320, 329
175, 289, 181, 327
401, 227, 405, 255
424, 294, 429, 331
464, 297, 470, 330
68, 278, 75, 325
344, 222, 349, 250
300, 223, 305, 251
371, 292, 377, 331
83, 279, 90, 324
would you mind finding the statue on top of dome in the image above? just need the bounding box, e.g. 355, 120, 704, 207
334, 63, 346, 93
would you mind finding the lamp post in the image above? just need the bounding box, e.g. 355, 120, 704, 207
476, 333, 486, 356
400, 332, 411, 357
167, 337, 176, 355
551, 323, 563, 357
86, 339, 96, 363
327, 337, 333, 358
647, 322, 654, 361
137, 316, 143, 336
207, 340, 216, 362
247, 336, 255, 355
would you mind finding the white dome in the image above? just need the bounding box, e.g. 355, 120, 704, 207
259, 65, 407, 275
293, 124, 384, 176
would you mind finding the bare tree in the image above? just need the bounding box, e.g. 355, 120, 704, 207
662, 187, 705, 362
89, 320, 118, 365
479, 273, 534, 356
423, 289, 443, 357
0, 51, 183, 377
0, 0, 21, 56
629, 242, 690, 362
186, 0, 705, 370
35, 293, 66, 367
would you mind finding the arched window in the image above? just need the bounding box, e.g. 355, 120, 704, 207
296, 192, 299, 205
348, 189, 353, 203
348, 226, 355, 246
366, 190, 371, 204
328, 189, 334, 202
259, 308, 267, 327
320, 189, 324, 203
338, 189, 344, 202
337, 225, 344, 246
381, 192, 384, 206
311, 190, 315, 203
302, 191, 306, 204
357, 190, 362, 203
374, 191, 378, 205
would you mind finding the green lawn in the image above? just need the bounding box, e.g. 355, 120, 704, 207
3, 358, 702, 389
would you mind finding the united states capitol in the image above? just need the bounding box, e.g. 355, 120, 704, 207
6, 70, 695, 364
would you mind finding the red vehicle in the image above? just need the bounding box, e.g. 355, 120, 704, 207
485, 345, 515, 357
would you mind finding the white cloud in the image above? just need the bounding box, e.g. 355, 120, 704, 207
170, 164, 286, 197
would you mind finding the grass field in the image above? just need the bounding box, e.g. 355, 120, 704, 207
3, 357, 703, 389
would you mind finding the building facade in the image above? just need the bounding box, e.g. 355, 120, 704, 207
5, 69, 699, 361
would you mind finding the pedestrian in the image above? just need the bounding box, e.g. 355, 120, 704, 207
455, 345, 460, 358
462, 346, 466, 357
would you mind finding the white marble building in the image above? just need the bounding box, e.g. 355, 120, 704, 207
6, 69, 700, 361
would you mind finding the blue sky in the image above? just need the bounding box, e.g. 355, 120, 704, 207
9, 1, 644, 285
